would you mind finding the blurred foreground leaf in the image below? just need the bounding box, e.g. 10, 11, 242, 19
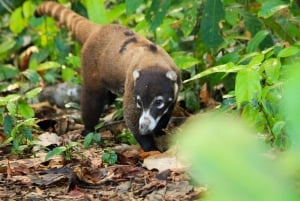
177, 113, 299, 201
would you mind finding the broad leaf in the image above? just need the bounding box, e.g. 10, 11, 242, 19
18, 101, 34, 118
146, 0, 171, 30
278, 46, 300, 58
3, 114, 14, 135
246, 30, 269, 53
85, 0, 108, 24
0, 40, 16, 55
173, 56, 200, 69
200, 0, 225, 49
25, 87, 42, 99
235, 69, 261, 108
182, 2, 198, 37
10, 7, 27, 34
258, 0, 288, 19
125, 0, 143, 15
262, 58, 281, 84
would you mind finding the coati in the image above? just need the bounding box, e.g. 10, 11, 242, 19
35, 1, 181, 151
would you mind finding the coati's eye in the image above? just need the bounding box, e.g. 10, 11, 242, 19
136, 95, 142, 109
153, 96, 164, 109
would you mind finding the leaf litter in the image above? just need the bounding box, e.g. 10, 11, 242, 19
0, 102, 205, 200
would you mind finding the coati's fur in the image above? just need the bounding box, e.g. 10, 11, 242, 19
35, 1, 181, 151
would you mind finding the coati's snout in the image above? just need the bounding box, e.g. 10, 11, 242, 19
133, 68, 179, 135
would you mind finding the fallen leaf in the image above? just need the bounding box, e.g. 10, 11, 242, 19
143, 146, 188, 172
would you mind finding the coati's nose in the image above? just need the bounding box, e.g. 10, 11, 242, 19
139, 115, 155, 135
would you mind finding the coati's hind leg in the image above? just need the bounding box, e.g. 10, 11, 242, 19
81, 86, 115, 135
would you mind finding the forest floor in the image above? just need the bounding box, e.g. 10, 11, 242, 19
0, 101, 205, 201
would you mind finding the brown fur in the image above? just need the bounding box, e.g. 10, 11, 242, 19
35, 1, 181, 151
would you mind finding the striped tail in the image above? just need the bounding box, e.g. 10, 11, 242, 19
35, 1, 97, 44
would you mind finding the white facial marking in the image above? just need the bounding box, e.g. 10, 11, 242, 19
139, 109, 157, 135
136, 95, 142, 109
153, 96, 164, 109
174, 83, 179, 98
166, 70, 177, 81
133, 70, 140, 81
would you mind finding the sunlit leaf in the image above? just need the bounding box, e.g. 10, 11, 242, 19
18, 101, 34, 118
37, 61, 61, 71
173, 56, 200, 69
184, 62, 240, 83
85, 0, 108, 24
258, 0, 288, 19
10, 7, 27, 34
278, 46, 300, 58
25, 87, 42, 99
262, 58, 281, 84
235, 68, 261, 108
62, 67, 76, 82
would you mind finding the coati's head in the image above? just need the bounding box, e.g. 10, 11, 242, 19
133, 67, 179, 135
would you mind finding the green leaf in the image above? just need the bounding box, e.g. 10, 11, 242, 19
62, 67, 76, 82
85, 0, 108, 24
10, 7, 28, 34
22, 1, 35, 18
146, 0, 171, 30
83, 132, 94, 149
0, 40, 16, 55
107, 3, 126, 24
184, 90, 199, 112
246, 30, 269, 53
262, 58, 281, 84
235, 69, 262, 108
277, 46, 300, 58
6, 102, 17, 116
181, 2, 198, 37
272, 121, 285, 137
0, 65, 19, 81
4, 94, 21, 103
24, 127, 33, 140
3, 114, 14, 135
25, 87, 42, 99
18, 101, 34, 118
258, 0, 288, 19
45, 147, 67, 160
200, 0, 225, 49
22, 69, 40, 84
173, 56, 200, 69
125, 0, 143, 15
184, 62, 241, 83
37, 61, 61, 71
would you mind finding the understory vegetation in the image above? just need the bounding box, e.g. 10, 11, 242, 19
0, 0, 300, 200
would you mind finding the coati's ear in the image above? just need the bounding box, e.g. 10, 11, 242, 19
133, 70, 140, 86
166, 70, 177, 82
133, 70, 140, 80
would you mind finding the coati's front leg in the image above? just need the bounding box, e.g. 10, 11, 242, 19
81, 85, 114, 135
